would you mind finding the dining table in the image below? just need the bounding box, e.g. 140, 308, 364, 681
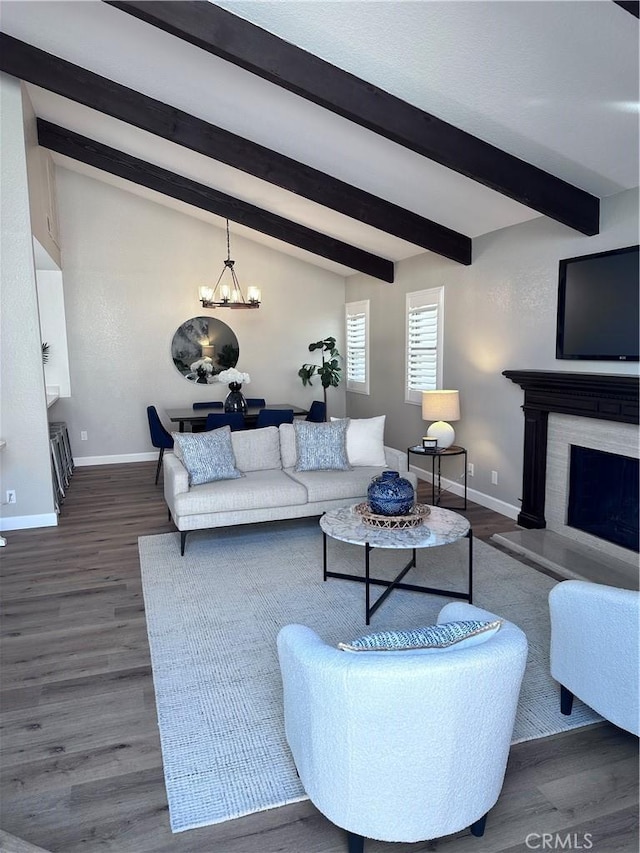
165, 403, 309, 432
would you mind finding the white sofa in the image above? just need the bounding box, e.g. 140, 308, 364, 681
164, 423, 417, 555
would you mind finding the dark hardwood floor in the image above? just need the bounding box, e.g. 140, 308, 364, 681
0, 464, 637, 852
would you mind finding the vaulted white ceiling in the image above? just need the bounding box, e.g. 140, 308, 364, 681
1, 0, 638, 278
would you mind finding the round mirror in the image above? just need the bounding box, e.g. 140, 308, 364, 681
171, 316, 239, 383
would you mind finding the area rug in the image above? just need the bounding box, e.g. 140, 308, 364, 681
138, 519, 602, 833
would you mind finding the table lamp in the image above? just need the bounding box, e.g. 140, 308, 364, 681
422, 390, 460, 449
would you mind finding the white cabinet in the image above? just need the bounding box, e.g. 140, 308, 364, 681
22, 86, 62, 266
44, 152, 60, 249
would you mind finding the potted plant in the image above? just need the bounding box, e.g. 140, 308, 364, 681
298, 336, 342, 412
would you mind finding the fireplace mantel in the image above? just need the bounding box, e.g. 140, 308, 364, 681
503, 370, 639, 528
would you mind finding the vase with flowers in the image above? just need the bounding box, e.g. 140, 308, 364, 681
190, 357, 216, 384
217, 367, 251, 412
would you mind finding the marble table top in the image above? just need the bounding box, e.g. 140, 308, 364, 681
320, 504, 470, 550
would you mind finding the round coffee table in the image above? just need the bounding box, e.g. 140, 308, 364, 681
320, 504, 472, 624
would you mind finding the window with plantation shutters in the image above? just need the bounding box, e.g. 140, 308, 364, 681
345, 300, 369, 394
405, 287, 444, 404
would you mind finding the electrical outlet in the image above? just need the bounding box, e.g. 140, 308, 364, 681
467, 463, 474, 477
80, 431, 88, 441
491, 470, 499, 485
6, 490, 16, 504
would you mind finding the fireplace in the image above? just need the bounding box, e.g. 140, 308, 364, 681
568, 445, 639, 553
503, 372, 639, 558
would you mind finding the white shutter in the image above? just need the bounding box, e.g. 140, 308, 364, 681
345, 300, 369, 394
405, 288, 443, 404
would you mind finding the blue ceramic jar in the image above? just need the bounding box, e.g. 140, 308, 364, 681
367, 470, 414, 516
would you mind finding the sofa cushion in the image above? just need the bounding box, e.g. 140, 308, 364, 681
171, 427, 242, 485
294, 419, 351, 472
279, 423, 297, 468
231, 426, 282, 472
175, 469, 307, 515
286, 464, 389, 503
338, 620, 503, 653
331, 415, 386, 466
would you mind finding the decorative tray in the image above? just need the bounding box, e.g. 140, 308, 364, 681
354, 502, 431, 530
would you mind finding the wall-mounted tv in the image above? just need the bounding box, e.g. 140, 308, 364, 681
556, 245, 639, 362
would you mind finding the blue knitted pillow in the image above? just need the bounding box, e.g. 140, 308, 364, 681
338, 620, 502, 652
294, 419, 352, 472
172, 426, 243, 485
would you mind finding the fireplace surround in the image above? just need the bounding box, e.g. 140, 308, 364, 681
503, 371, 639, 531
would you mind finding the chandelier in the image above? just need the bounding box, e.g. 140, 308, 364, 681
199, 219, 261, 309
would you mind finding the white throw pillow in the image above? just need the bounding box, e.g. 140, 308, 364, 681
331, 415, 386, 467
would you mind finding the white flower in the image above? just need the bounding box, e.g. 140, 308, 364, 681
190, 357, 214, 373
217, 367, 251, 385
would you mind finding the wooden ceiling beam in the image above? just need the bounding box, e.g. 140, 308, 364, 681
0, 32, 470, 266
106, 0, 600, 236
37, 120, 395, 281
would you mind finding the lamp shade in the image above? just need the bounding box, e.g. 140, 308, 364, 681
422, 390, 460, 422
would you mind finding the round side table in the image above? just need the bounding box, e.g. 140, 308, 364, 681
407, 444, 467, 509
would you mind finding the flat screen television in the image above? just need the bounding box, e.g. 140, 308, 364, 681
556, 245, 639, 361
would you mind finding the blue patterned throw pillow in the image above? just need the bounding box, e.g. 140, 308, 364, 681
338, 620, 502, 652
172, 426, 243, 485
294, 419, 352, 472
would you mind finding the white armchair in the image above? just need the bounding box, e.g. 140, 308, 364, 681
277, 602, 528, 851
549, 579, 639, 736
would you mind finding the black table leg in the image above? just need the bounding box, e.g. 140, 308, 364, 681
323, 530, 327, 581
467, 528, 473, 603
431, 454, 436, 505
365, 543, 371, 623
365, 547, 417, 625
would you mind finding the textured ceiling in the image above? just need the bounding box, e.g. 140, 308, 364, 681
1, 0, 638, 276
218, 0, 640, 195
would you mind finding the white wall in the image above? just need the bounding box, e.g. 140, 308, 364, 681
0, 75, 57, 531
346, 187, 639, 517
37, 267, 72, 398
52, 168, 347, 464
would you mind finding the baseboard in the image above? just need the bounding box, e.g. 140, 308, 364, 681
0, 512, 58, 532
409, 463, 519, 520
74, 452, 157, 466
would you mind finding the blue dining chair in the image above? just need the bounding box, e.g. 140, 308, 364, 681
147, 406, 174, 485
193, 401, 224, 410
305, 401, 326, 423
205, 412, 246, 431
255, 408, 294, 428
245, 398, 266, 408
